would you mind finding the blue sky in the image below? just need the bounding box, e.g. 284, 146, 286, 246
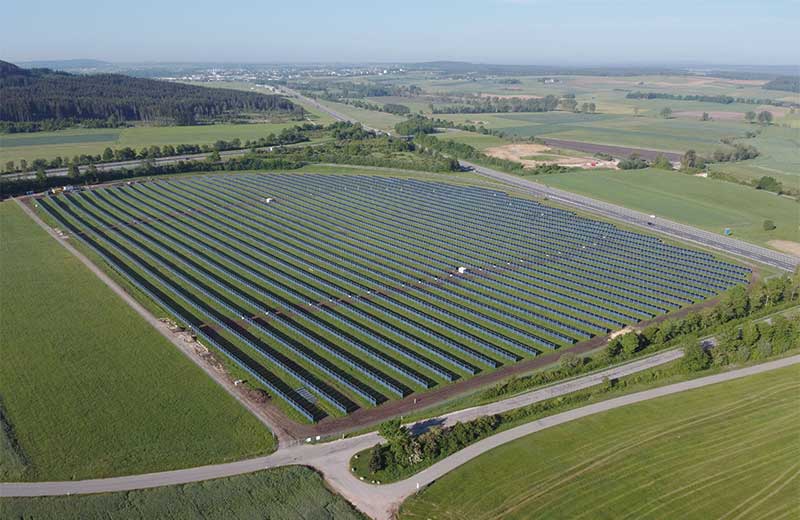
4, 0, 798, 65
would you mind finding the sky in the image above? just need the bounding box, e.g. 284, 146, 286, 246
3, 0, 798, 65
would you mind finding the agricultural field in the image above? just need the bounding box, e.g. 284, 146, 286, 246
37, 173, 749, 423
334, 71, 798, 184
0, 466, 365, 519
399, 363, 800, 520
435, 111, 764, 155
539, 168, 800, 249
315, 99, 407, 132
0, 201, 274, 481
0, 122, 312, 166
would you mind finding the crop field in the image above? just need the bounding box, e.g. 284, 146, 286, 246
539, 168, 800, 248
400, 363, 800, 520
436, 111, 761, 155
0, 466, 365, 519
0, 201, 274, 481
38, 173, 749, 422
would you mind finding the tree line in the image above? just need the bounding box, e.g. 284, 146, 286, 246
4, 124, 318, 173
431, 94, 559, 114
0, 61, 303, 127
625, 90, 794, 108
359, 270, 799, 482
0, 122, 460, 197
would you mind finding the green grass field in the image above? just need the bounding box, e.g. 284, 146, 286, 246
538, 168, 800, 248
0, 122, 312, 166
0, 466, 365, 519
0, 201, 274, 481
400, 363, 800, 520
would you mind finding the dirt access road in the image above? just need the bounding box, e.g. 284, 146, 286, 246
14, 198, 297, 445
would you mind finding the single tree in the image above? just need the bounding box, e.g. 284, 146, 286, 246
744, 110, 757, 123
757, 110, 773, 125
681, 149, 697, 170
700, 112, 711, 121
35, 167, 47, 184
67, 163, 80, 179
102, 147, 114, 161
4, 161, 14, 173
659, 107, 673, 119
763, 219, 776, 231
620, 332, 641, 357
367, 444, 383, 474
682, 340, 710, 371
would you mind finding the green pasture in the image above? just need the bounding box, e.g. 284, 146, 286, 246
539, 168, 800, 248
400, 363, 800, 520
0, 201, 274, 482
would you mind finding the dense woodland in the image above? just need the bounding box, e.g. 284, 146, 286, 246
0, 61, 302, 128
762, 76, 800, 93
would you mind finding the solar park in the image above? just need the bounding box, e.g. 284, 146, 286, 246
38, 173, 751, 422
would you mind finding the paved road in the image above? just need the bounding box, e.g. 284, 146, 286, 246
464, 162, 799, 272
4, 356, 797, 520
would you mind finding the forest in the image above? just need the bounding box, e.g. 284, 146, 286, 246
0, 61, 303, 128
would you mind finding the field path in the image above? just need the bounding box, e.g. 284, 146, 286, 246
2, 352, 798, 520
13, 198, 296, 445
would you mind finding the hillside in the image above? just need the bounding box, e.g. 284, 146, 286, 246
0, 61, 302, 127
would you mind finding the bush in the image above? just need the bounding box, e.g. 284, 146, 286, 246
763, 219, 776, 231
682, 341, 711, 372
617, 154, 649, 170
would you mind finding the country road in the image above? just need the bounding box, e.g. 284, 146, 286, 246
3, 355, 798, 520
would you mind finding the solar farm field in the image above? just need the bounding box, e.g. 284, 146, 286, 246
38, 173, 750, 423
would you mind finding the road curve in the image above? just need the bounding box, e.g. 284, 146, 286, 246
464, 161, 799, 272
4, 355, 798, 520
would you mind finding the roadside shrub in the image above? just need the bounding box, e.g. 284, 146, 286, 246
682, 341, 711, 372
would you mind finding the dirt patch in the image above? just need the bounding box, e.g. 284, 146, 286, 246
484, 143, 616, 169
768, 240, 800, 258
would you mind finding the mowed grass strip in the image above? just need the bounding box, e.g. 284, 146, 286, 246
0, 201, 274, 482
539, 168, 800, 248
400, 364, 800, 520
0, 466, 365, 519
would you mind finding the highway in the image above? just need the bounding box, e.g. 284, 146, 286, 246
463, 162, 800, 272
265, 88, 800, 272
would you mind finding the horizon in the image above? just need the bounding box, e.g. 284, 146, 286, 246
4, 0, 798, 66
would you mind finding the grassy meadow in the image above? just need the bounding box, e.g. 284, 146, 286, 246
400, 363, 800, 520
0, 201, 274, 482
0, 466, 365, 519
0, 121, 315, 166
538, 168, 799, 248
